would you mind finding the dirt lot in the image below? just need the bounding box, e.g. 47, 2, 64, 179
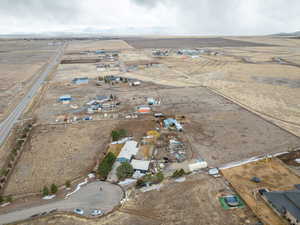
115, 120, 157, 140
0, 39, 59, 122
222, 158, 300, 225
119, 37, 300, 137
35, 80, 300, 167
4, 121, 117, 195
124, 37, 273, 49
155, 86, 300, 167
16, 174, 258, 225
66, 40, 133, 51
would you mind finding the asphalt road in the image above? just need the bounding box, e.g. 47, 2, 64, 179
0, 181, 123, 225
0, 44, 66, 146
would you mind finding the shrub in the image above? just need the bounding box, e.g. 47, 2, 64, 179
50, 184, 58, 194
117, 162, 134, 180
0, 196, 3, 203
154, 172, 164, 184
5, 195, 12, 203
9, 155, 15, 162
97, 152, 116, 179
12, 148, 18, 156
111, 129, 127, 141
136, 172, 164, 188
65, 180, 71, 188
0, 169, 5, 177
136, 179, 146, 188
23, 127, 30, 133
42, 186, 49, 196
172, 169, 186, 178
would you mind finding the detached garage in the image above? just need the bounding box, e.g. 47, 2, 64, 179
131, 159, 150, 173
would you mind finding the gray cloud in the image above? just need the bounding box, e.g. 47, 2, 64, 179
0, 0, 299, 35
132, 0, 300, 35
0, 0, 81, 26
132, 0, 167, 8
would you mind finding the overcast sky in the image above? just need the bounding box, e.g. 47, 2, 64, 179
0, 0, 299, 35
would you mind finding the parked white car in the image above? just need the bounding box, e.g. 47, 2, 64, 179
91, 209, 103, 216
73, 208, 84, 215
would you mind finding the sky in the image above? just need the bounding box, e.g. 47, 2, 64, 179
0, 0, 299, 35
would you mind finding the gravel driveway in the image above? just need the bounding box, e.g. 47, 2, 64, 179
0, 181, 123, 225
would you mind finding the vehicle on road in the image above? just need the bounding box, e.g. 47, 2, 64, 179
91, 209, 103, 216
40, 211, 48, 216
73, 208, 84, 215
30, 213, 40, 218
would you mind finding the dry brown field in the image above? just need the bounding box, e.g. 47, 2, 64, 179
4, 121, 116, 195
156, 86, 300, 167
0, 40, 59, 122
66, 40, 133, 52
120, 37, 300, 137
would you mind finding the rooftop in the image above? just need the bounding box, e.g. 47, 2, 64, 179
264, 189, 300, 221
117, 140, 139, 161
131, 159, 150, 171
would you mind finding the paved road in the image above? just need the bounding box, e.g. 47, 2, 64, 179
0, 44, 66, 146
0, 181, 123, 225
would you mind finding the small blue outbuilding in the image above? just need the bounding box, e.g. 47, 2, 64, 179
59, 95, 72, 102
72, 77, 89, 85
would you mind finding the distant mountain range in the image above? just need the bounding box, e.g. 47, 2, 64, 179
273, 31, 300, 36
0, 26, 171, 39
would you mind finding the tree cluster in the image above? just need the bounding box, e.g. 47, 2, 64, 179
117, 162, 134, 180
97, 152, 116, 179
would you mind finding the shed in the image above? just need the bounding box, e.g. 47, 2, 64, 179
72, 77, 89, 85
59, 95, 72, 102
131, 159, 150, 173
137, 106, 151, 114
147, 97, 159, 105
117, 141, 139, 163
96, 95, 110, 103
164, 118, 183, 131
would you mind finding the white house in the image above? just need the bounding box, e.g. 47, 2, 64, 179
117, 141, 139, 163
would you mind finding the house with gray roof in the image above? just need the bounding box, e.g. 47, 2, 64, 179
263, 188, 300, 225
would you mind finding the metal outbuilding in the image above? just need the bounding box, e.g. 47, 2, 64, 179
59, 95, 72, 102
72, 77, 89, 85
131, 159, 150, 173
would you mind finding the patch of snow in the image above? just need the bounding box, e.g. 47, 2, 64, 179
65, 178, 88, 199
175, 177, 186, 183
1, 202, 10, 207
140, 184, 163, 193
88, 173, 96, 179
118, 179, 136, 186
220, 152, 288, 170
42, 195, 56, 200
111, 137, 132, 145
